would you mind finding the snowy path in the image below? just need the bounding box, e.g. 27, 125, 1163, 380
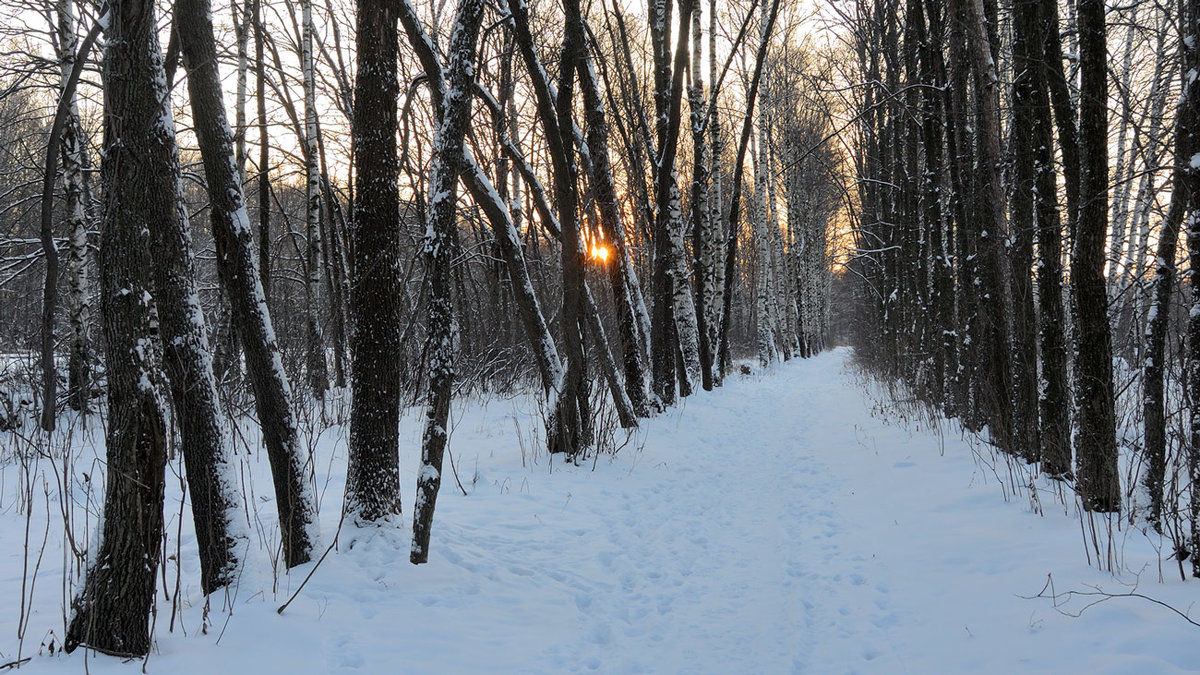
4, 348, 1198, 673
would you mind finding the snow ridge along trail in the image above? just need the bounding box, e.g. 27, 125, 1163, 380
6, 348, 1199, 673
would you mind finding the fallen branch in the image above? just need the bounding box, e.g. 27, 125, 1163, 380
1023, 573, 1200, 629
276, 510, 346, 615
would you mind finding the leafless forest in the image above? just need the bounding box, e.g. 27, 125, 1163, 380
0, 0, 1198, 659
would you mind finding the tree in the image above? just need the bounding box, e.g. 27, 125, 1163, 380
64, 0, 172, 653
1009, 0, 1042, 462
1073, 0, 1120, 512
255, 0, 271, 300
717, 0, 781, 377
1178, 0, 1200, 574
411, 0, 485, 562
578, 28, 654, 414
403, 0, 569, 463
505, 0, 589, 455
38, 0, 100, 430
56, 0, 92, 414
962, 0, 1015, 456
648, 0, 697, 403
301, 0, 330, 398
344, 0, 403, 524
179, 0, 318, 566
1031, 0, 1070, 478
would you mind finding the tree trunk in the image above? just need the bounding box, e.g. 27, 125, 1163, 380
1183, 0, 1200, 575
411, 0, 485, 562
577, 44, 653, 415
301, 0, 330, 399
401, 0, 567, 454
179, 0, 317, 566
1032, 0, 1071, 478
1073, 0, 1121, 512
255, 0, 271, 301
57, 0, 92, 414
554, 0, 589, 456
717, 0, 781, 377
688, 0, 715, 390
344, 0, 403, 524
64, 0, 170, 652
504, 0, 586, 453
234, 0, 252, 183
1159, 0, 1200, 549
1042, 0, 1081, 249
1009, 0, 1043, 462
963, 0, 1015, 455
753, 93, 778, 366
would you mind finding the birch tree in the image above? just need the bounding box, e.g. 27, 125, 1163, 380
301, 0, 329, 398
56, 0, 91, 414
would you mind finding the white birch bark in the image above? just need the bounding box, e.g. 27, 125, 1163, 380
234, 0, 252, 184
57, 0, 91, 411
301, 0, 329, 396
753, 127, 777, 365
1106, 21, 1137, 287
668, 181, 701, 391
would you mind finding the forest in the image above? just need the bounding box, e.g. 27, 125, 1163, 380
0, 0, 1198, 667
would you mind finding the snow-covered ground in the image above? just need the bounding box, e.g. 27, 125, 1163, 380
1, 348, 1197, 673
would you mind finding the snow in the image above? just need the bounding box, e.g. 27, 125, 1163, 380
3, 349, 1198, 672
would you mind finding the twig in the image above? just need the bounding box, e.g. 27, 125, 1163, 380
276, 510, 345, 615
1022, 573, 1200, 628
446, 446, 468, 496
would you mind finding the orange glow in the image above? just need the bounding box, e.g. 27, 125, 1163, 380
590, 245, 611, 263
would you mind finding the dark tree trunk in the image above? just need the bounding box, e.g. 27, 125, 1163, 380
648, 0, 679, 404
555, 0, 589, 456
345, 0, 402, 524
578, 43, 653, 416
1009, 0, 1042, 462
1032, 0, 1071, 478
1073, 0, 1120, 512
964, 0, 1015, 455
64, 0, 171, 653
919, 0, 955, 409
1145, 168, 1187, 530
505, 0, 585, 454
1177, 0, 1200, 573
131, 0, 250, 595
1042, 0, 1081, 248
1144, 0, 1197, 532
943, 0, 974, 420
179, 0, 316, 565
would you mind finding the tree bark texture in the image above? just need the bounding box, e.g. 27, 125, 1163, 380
64, 0, 170, 653
345, 0, 403, 524
411, 0, 484, 563
1072, 0, 1120, 512
179, 0, 317, 565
